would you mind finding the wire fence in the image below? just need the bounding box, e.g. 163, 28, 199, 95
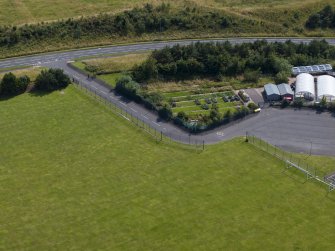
71, 78, 205, 151
246, 132, 335, 192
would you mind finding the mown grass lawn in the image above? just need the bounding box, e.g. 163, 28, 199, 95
98, 73, 124, 88
1, 85, 335, 250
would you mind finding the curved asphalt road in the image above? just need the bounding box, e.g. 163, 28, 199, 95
1, 38, 335, 156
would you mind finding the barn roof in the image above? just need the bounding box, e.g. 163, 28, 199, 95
264, 83, 280, 96
277, 83, 293, 96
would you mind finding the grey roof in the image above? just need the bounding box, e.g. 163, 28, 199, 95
264, 83, 280, 96
277, 83, 294, 96
292, 64, 332, 75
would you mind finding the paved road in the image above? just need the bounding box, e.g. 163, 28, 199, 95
2, 37, 335, 156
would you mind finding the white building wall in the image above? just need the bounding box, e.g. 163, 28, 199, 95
295, 73, 315, 98
317, 75, 335, 101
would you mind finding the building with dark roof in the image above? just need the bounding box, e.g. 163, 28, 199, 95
264, 83, 280, 101
277, 83, 294, 101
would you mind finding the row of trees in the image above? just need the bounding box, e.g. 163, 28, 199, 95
132, 40, 335, 83
306, 5, 335, 29
0, 68, 70, 98
0, 4, 231, 48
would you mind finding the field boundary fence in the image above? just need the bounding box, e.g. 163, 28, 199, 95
246, 132, 335, 192
71, 78, 205, 151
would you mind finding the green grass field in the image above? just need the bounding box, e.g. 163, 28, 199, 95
1, 85, 335, 250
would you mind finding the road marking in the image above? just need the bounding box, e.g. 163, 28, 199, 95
92, 86, 98, 90
153, 121, 161, 127
121, 114, 130, 121
216, 131, 224, 137
142, 115, 149, 120
130, 107, 137, 113
120, 102, 127, 107
101, 91, 107, 94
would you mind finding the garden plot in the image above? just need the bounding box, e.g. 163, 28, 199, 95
162, 90, 243, 117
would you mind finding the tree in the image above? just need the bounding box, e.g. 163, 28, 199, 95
244, 69, 260, 82
35, 69, 70, 92
274, 71, 289, 84
132, 58, 158, 82
0, 73, 17, 96
16, 75, 30, 93
158, 104, 172, 120
115, 75, 141, 101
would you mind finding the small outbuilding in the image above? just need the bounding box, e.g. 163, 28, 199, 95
277, 83, 294, 101
264, 83, 280, 101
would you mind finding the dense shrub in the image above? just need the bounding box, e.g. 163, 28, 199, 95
0, 4, 231, 48
306, 5, 335, 29
247, 102, 259, 110
158, 104, 172, 120
35, 69, 70, 92
133, 40, 334, 83
0, 72, 30, 97
115, 76, 141, 102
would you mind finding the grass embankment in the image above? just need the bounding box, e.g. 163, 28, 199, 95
72, 53, 149, 88
1, 85, 335, 250
0, 0, 334, 59
0, 67, 43, 81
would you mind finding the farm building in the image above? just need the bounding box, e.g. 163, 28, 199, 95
317, 75, 335, 102
264, 83, 280, 101
277, 83, 294, 101
295, 73, 315, 101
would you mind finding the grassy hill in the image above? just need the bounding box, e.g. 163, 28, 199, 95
1, 0, 333, 31
1, 84, 335, 250
0, 0, 334, 59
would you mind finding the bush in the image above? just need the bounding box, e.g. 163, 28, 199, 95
0, 73, 30, 97
201, 104, 209, 110
281, 99, 290, 108
306, 5, 335, 29
17, 75, 30, 93
177, 111, 188, 121
115, 76, 141, 102
274, 71, 289, 84
0, 73, 17, 96
293, 99, 303, 108
247, 102, 258, 111
35, 69, 70, 92
244, 69, 260, 82
158, 104, 172, 120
